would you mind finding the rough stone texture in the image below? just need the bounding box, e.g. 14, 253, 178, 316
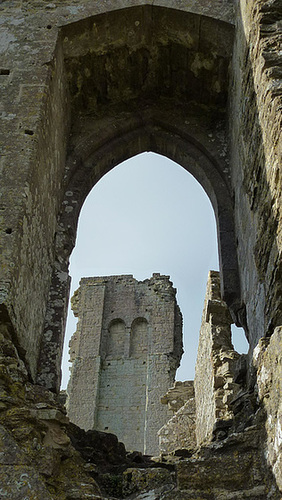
0, 0, 282, 496
158, 394, 196, 454
0, 11, 71, 384
0, 329, 280, 499
67, 274, 183, 455
160, 380, 195, 414
158, 381, 196, 454
195, 271, 241, 445
0, 332, 106, 499
0, 1, 240, 392
0, 282, 281, 499
123, 468, 175, 498
230, 0, 282, 351
0, 466, 54, 500
173, 425, 279, 499
254, 327, 282, 492
159, 272, 246, 454
121, 421, 280, 499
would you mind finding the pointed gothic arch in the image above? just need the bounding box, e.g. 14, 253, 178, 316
34, 4, 241, 390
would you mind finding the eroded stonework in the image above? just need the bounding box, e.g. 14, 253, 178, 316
254, 327, 282, 492
159, 381, 196, 454
194, 270, 241, 445
159, 271, 245, 455
0, 1, 240, 390
67, 274, 183, 455
0, 0, 282, 496
0, 273, 281, 499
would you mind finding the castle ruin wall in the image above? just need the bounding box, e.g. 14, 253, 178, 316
67, 274, 183, 455
159, 271, 242, 453
0, 0, 282, 490
0, 0, 239, 390
230, 0, 282, 351
158, 381, 196, 454
195, 270, 241, 446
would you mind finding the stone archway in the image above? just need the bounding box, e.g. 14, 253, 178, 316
35, 5, 241, 391
37, 119, 241, 390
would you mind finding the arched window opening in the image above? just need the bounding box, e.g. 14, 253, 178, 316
106, 319, 126, 358
130, 318, 149, 357
61, 152, 224, 390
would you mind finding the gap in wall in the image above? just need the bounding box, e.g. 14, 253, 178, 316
61, 152, 220, 389
231, 325, 249, 354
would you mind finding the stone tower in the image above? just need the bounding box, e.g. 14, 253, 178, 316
67, 274, 183, 455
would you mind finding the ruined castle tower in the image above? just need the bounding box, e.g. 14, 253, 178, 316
66, 274, 183, 455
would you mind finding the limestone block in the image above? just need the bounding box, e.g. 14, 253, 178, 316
42, 421, 71, 450
31, 408, 69, 424
160, 380, 194, 413
158, 397, 196, 454
177, 446, 261, 492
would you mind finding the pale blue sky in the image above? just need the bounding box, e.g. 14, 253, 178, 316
61, 152, 248, 389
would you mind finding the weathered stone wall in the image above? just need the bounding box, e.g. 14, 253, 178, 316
1, 0, 280, 397
0, 1, 239, 392
0, 313, 281, 499
195, 271, 241, 445
254, 327, 282, 493
160, 380, 195, 414
0, 13, 70, 381
0, 0, 282, 491
67, 274, 183, 455
158, 272, 244, 453
158, 381, 196, 454
228, 1, 282, 489
230, 0, 282, 352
